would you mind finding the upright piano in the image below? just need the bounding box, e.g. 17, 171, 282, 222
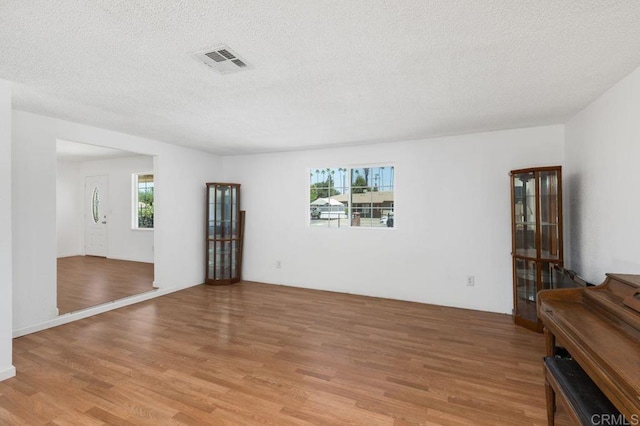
538, 273, 640, 424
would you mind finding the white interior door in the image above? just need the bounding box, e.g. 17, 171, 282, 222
85, 175, 108, 257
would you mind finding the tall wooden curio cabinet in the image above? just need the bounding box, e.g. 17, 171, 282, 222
510, 166, 563, 332
206, 183, 241, 285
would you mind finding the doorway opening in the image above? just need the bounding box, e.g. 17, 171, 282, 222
56, 139, 156, 314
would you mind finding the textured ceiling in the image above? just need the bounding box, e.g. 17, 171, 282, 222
2, 1, 640, 155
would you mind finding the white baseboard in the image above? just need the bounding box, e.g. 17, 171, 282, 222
57, 254, 153, 264
12, 281, 200, 338
57, 252, 84, 258
0, 365, 16, 382
107, 255, 154, 264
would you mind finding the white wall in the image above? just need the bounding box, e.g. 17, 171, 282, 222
82, 156, 155, 262
12, 112, 58, 332
57, 155, 155, 262
56, 160, 83, 257
565, 66, 640, 283
223, 125, 564, 314
13, 110, 223, 333
0, 80, 15, 381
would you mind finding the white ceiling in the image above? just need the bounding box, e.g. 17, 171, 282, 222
2, 1, 640, 155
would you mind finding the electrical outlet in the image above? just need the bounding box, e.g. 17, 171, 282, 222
276, 261, 282, 269
466, 276, 475, 286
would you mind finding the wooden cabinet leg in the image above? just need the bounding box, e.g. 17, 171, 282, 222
545, 379, 555, 425
544, 327, 555, 357
543, 327, 556, 425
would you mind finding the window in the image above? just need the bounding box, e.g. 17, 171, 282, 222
309, 166, 394, 228
91, 186, 100, 224
133, 173, 154, 229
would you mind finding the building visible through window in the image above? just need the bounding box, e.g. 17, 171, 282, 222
133, 173, 154, 229
310, 166, 394, 228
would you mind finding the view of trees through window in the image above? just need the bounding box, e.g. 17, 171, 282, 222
134, 173, 154, 229
310, 166, 394, 228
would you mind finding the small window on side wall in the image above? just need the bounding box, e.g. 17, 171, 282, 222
133, 173, 154, 229
309, 166, 394, 228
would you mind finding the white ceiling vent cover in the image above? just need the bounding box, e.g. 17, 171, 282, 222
193, 45, 252, 75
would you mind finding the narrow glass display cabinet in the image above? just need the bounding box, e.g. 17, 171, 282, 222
206, 183, 241, 285
510, 166, 563, 332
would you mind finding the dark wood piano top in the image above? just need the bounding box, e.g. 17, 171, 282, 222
538, 273, 640, 419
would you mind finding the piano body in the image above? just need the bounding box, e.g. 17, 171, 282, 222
538, 273, 640, 424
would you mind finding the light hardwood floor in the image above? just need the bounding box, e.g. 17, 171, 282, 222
3, 282, 569, 425
57, 256, 155, 314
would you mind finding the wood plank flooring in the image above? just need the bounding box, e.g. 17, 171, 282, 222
57, 256, 155, 314
3, 282, 569, 425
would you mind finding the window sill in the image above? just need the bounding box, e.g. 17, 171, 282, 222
308, 224, 396, 230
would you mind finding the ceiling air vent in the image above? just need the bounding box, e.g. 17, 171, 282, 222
193, 45, 252, 75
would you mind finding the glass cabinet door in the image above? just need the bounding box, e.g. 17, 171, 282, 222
514, 258, 538, 324
539, 171, 560, 260
513, 172, 537, 258
510, 167, 563, 332
206, 183, 241, 285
